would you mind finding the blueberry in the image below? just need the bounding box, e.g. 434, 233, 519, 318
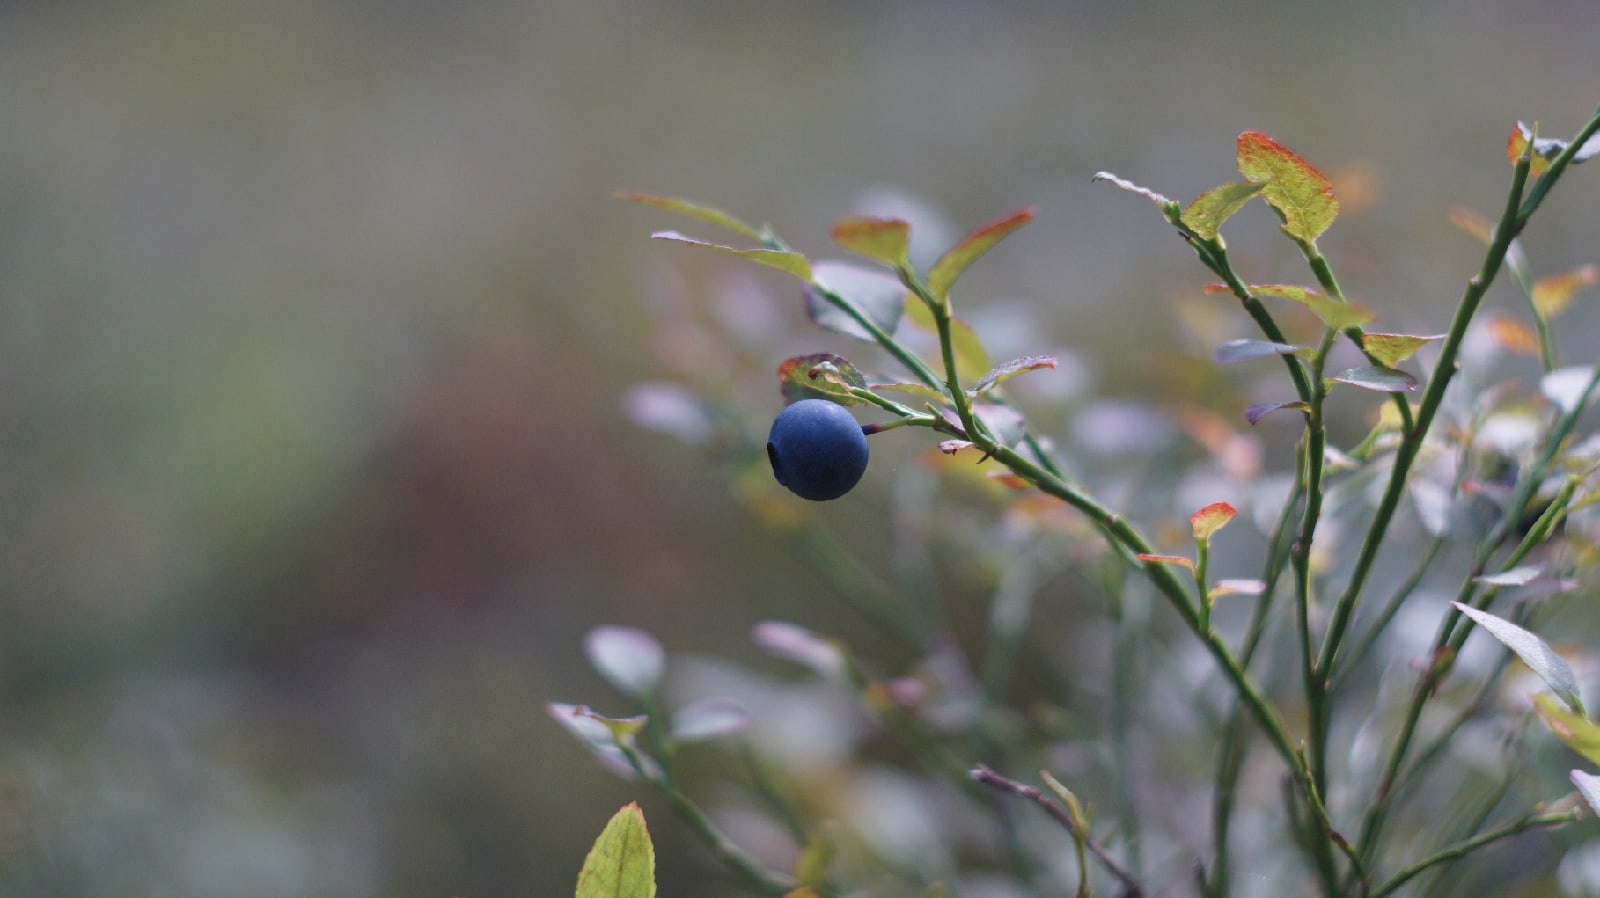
766, 399, 870, 501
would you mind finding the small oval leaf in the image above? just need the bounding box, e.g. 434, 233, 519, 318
1536, 693, 1600, 767
617, 192, 762, 241
1532, 265, 1600, 319
832, 216, 911, 268
971, 355, 1058, 394
586, 626, 666, 697
1455, 603, 1583, 715
652, 231, 811, 281
1571, 770, 1600, 819
1542, 366, 1600, 413
1244, 400, 1311, 425
1213, 339, 1301, 364
1361, 333, 1446, 368
1136, 553, 1194, 571
670, 697, 753, 742
1181, 181, 1266, 241
778, 353, 869, 405
1330, 366, 1418, 393
1236, 131, 1339, 243
1190, 501, 1238, 541
753, 621, 846, 679
576, 803, 657, 898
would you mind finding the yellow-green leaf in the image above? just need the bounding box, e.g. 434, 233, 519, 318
832, 216, 911, 268
778, 353, 869, 406
1181, 182, 1265, 241
1535, 693, 1600, 767
652, 231, 812, 281
576, 803, 656, 898
1532, 265, 1600, 319
1361, 333, 1445, 368
1190, 501, 1238, 542
927, 207, 1035, 300
1249, 284, 1374, 330
793, 824, 837, 886
616, 192, 762, 241
1236, 131, 1340, 244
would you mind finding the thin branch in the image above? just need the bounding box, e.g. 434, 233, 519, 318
971, 765, 1145, 897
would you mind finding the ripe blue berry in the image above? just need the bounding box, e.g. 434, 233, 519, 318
766, 399, 870, 501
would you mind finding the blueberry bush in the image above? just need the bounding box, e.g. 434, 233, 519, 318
560, 107, 1600, 897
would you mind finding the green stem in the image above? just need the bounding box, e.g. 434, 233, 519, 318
1515, 103, 1600, 223
1368, 808, 1579, 898
1208, 477, 1305, 896
1296, 326, 1338, 802
620, 743, 801, 895
1352, 475, 1578, 867
1316, 147, 1534, 683
1300, 240, 1416, 433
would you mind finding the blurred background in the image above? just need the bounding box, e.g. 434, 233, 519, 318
1, 0, 1598, 895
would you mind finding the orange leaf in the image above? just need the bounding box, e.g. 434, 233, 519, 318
1532, 265, 1600, 319
1136, 553, 1195, 571
1190, 502, 1238, 542
1486, 313, 1540, 356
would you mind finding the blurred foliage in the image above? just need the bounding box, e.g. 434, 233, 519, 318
0, 1, 1598, 896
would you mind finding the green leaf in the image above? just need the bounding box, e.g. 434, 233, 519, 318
1092, 171, 1174, 207
573, 706, 651, 743
1181, 182, 1266, 241
805, 261, 907, 342
1247, 284, 1374, 330
615, 192, 763, 241
970, 355, 1057, 394
778, 353, 869, 405
1536, 693, 1600, 766
1213, 339, 1301, 364
576, 802, 656, 898
832, 216, 911, 268
1236, 131, 1340, 243
1361, 333, 1445, 368
1329, 366, 1418, 393
1039, 770, 1089, 834
871, 381, 949, 404
905, 298, 989, 384
652, 231, 811, 281
793, 824, 836, 886
927, 207, 1035, 300
1456, 603, 1584, 715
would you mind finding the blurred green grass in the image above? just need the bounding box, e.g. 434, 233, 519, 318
0, 1, 1597, 894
